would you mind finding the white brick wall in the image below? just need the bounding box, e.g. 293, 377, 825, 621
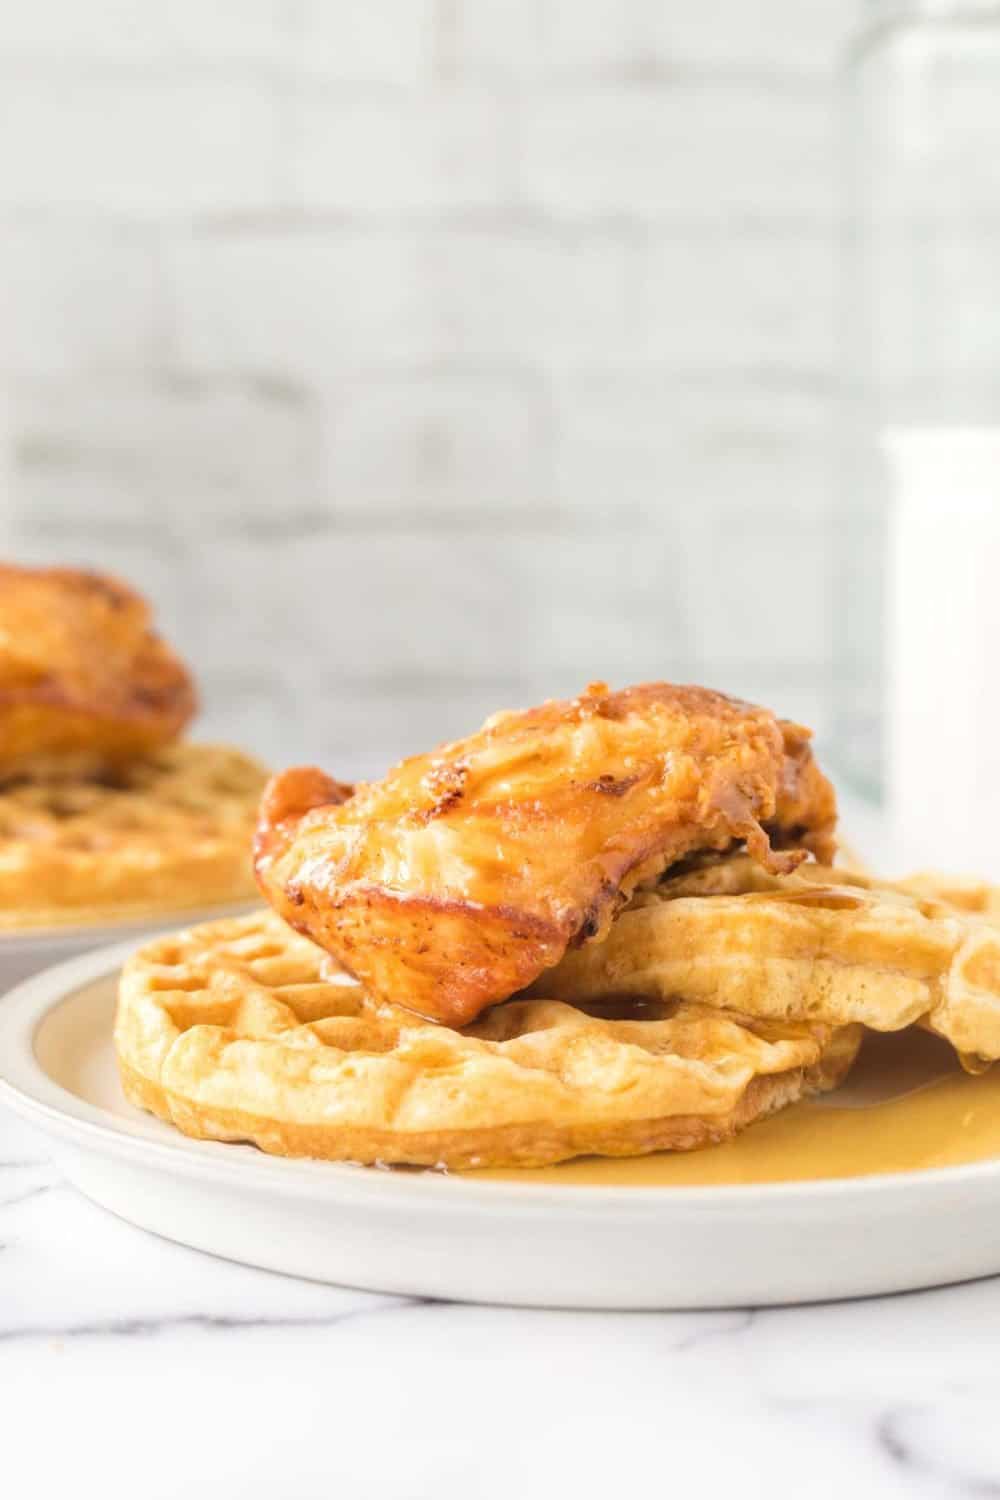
0, 216, 166, 376
292, 84, 515, 213
519, 81, 835, 227
0, 0, 859, 774
168, 230, 435, 375
321, 368, 552, 517
10, 377, 320, 530
0, 69, 284, 218
552, 374, 832, 517
637, 232, 833, 367
445, 0, 850, 74
428, 224, 641, 364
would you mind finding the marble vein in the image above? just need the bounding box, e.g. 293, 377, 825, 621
0, 1183, 52, 1210
667, 1307, 755, 1351
0, 1296, 432, 1345
877, 1404, 1000, 1498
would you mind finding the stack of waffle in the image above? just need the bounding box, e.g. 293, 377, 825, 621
115, 682, 1000, 1170
0, 563, 267, 927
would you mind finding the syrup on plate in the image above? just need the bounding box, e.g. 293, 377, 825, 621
467, 1029, 1000, 1187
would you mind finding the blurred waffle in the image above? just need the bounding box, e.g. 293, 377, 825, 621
892, 871, 1000, 920
0, 743, 268, 928
115, 909, 861, 1170
535, 854, 1000, 1068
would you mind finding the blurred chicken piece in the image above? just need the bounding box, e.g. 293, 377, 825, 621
0, 563, 196, 780
255, 682, 837, 1027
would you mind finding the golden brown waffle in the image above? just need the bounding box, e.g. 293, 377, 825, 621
893, 871, 1000, 920
536, 855, 1000, 1067
0, 743, 268, 928
115, 909, 861, 1170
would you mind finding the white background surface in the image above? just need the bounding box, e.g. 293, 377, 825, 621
0, 0, 860, 777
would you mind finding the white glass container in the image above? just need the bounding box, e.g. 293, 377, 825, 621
837, 0, 1000, 836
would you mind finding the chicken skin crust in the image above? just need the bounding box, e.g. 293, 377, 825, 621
0, 563, 196, 780
255, 682, 837, 1027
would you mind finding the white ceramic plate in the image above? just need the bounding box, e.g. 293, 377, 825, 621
4, 940, 1000, 1309
0, 903, 260, 996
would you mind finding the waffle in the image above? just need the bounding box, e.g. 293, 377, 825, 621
893, 871, 1000, 921
536, 855, 1000, 1066
641, 852, 1000, 917
0, 743, 268, 928
114, 909, 861, 1170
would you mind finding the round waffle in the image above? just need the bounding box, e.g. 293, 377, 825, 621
115, 909, 861, 1170
0, 743, 268, 928
893, 871, 1000, 921
537, 856, 1000, 1066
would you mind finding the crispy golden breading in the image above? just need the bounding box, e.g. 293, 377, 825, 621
255, 682, 837, 1026
0, 563, 195, 779
0, 743, 267, 927
115, 909, 861, 1169
535, 855, 1000, 1067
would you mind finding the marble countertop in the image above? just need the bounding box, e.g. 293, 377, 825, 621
4, 1095, 999, 1500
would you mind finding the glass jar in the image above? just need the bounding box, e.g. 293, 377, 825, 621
835, 0, 1000, 808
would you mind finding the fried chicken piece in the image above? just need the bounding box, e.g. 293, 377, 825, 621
256, 683, 837, 1026
0, 563, 196, 780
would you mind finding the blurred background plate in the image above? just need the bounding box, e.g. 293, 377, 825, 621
0, 902, 261, 994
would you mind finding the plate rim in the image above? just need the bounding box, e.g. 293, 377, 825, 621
0, 899, 263, 950
3, 934, 1000, 1213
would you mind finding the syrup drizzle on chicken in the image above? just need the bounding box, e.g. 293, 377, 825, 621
255, 682, 837, 1027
